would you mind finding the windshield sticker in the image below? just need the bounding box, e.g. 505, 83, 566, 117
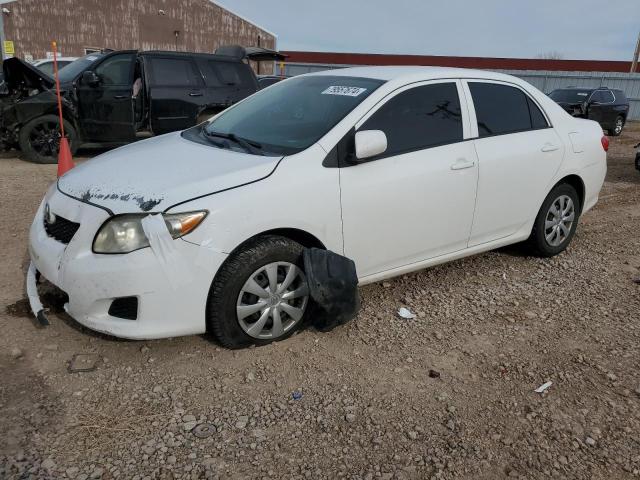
322, 86, 368, 97
576, 92, 588, 96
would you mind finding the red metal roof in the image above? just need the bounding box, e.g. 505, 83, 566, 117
281, 51, 637, 73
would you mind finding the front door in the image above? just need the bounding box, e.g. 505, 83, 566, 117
464, 81, 565, 246
339, 81, 479, 278
145, 55, 205, 135
76, 52, 136, 142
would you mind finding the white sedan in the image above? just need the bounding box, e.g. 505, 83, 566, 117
28, 66, 607, 348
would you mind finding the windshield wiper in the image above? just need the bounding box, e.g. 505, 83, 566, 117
204, 130, 265, 156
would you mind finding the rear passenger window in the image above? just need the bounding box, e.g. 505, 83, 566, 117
599, 91, 615, 104
148, 58, 202, 87
527, 97, 549, 129
207, 61, 254, 87
360, 83, 463, 157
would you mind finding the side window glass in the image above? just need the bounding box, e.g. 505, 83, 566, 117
600, 91, 614, 104
470, 82, 532, 137
148, 58, 202, 87
527, 97, 549, 129
208, 61, 254, 87
94, 54, 134, 85
360, 83, 462, 157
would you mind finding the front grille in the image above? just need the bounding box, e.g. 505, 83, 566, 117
108, 297, 138, 320
44, 213, 80, 244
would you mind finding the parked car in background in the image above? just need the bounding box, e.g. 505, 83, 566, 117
28, 67, 607, 347
31, 57, 78, 76
257, 75, 286, 89
549, 87, 629, 136
0, 48, 263, 163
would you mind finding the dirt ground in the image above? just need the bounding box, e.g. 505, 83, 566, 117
1, 124, 639, 480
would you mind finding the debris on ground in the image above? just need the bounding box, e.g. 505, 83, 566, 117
534, 381, 553, 393
67, 354, 101, 373
192, 423, 216, 439
428, 369, 441, 379
292, 391, 303, 400
398, 307, 416, 319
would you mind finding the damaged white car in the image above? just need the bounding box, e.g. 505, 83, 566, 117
28, 67, 607, 348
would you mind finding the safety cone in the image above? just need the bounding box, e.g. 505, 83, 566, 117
57, 137, 74, 177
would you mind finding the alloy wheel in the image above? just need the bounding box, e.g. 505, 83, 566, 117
29, 120, 61, 156
544, 195, 575, 247
615, 117, 623, 135
236, 262, 309, 339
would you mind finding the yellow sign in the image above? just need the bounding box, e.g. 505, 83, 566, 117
4, 40, 14, 56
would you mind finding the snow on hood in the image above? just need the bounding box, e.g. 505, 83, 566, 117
58, 132, 283, 214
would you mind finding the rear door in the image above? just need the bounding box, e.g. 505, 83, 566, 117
146, 55, 205, 134
586, 90, 611, 126
465, 81, 564, 246
76, 52, 136, 142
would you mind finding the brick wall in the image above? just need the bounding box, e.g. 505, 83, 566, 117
4, 0, 276, 73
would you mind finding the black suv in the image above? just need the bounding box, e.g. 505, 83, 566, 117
549, 87, 630, 136
0, 48, 265, 163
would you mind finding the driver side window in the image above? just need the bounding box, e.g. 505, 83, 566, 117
94, 54, 135, 86
360, 83, 463, 158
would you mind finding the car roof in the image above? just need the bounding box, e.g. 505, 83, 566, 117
141, 50, 245, 62
306, 65, 525, 83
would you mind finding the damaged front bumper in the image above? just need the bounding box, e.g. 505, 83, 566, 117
28, 184, 228, 339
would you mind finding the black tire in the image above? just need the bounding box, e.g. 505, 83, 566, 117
608, 115, 624, 137
18, 114, 78, 164
526, 183, 581, 257
206, 235, 309, 349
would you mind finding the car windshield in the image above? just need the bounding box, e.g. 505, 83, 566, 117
549, 89, 592, 103
200, 75, 385, 155
58, 53, 105, 83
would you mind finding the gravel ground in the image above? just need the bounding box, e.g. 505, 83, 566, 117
1, 124, 639, 480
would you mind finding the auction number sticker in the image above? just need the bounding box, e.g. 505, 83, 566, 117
322, 86, 367, 97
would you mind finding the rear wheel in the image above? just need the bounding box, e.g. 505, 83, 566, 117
526, 183, 580, 257
206, 235, 310, 349
608, 115, 624, 137
18, 114, 78, 164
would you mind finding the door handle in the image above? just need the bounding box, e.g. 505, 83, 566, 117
113, 95, 128, 100
450, 159, 475, 170
189, 92, 203, 97
541, 143, 559, 152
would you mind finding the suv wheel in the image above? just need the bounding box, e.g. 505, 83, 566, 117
527, 183, 580, 257
207, 235, 310, 349
18, 115, 78, 164
608, 116, 624, 137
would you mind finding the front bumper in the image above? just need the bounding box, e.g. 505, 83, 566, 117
28, 185, 228, 339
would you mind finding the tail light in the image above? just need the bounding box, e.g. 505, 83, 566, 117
601, 135, 609, 152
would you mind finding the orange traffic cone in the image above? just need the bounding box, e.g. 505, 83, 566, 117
57, 137, 75, 177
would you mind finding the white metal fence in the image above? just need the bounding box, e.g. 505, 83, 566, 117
278, 63, 640, 120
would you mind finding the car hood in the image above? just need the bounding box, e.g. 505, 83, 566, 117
2, 57, 55, 92
58, 132, 283, 214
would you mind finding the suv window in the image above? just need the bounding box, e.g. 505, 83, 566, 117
470, 82, 547, 137
148, 57, 203, 87
207, 61, 254, 87
94, 54, 134, 85
360, 83, 463, 157
595, 90, 614, 104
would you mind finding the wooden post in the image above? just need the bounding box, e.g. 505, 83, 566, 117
632, 31, 640, 74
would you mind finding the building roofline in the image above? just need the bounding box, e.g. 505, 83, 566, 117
208, 1, 278, 40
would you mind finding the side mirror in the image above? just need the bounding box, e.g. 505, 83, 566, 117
81, 70, 100, 87
354, 130, 387, 160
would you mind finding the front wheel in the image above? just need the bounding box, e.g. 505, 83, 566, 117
526, 183, 580, 257
207, 235, 311, 349
608, 116, 624, 137
18, 114, 78, 164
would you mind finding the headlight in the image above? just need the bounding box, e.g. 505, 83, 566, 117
93, 211, 207, 254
